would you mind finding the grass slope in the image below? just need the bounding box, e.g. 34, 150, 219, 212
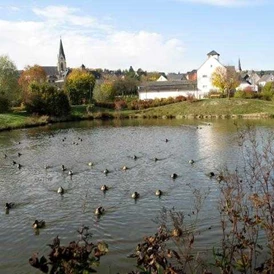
137, 99, 274, 118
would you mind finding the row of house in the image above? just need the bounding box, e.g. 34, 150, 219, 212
40, 40, 274, 100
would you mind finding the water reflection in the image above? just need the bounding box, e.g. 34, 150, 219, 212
0, 119, 273, 273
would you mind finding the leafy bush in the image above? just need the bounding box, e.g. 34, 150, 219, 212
29, 226, 108, 273
261, 82, 274, 101
25, 83, 71, 116
94, 101, 115, 109
114, 100, 127, 110
93, 81, 116, 102
0, 96, 10, 113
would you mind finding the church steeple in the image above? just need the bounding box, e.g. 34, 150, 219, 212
238, 58, 242, 72
57, 38, 66, 74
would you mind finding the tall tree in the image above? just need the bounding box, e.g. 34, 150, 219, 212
0, 55, 19, 111
211, 66, 240, 98
93, 81, 116, 102
112, 77, 138, 96
18, 65, 47, 102
65, 69, 95, 105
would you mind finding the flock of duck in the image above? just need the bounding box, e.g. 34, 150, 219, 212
3, 126, 220, 232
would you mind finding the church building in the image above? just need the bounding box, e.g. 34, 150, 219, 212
42, 39, 70, 85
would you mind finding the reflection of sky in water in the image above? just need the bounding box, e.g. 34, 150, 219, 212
0, 119, 273, 273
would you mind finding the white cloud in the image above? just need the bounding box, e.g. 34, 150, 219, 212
0, 5, 188, 72
176, 0, 266, 7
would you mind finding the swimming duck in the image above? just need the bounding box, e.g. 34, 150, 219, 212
17, 163, 22, 169
95, 206, 104, 215
5, 202, 15, 210
32, 220, 46, 229
131, 192, 140, 199
208, 172, 215, 178
154, 157, 158, 162
68, 170, 73, 176
4, 154, 7, 159
189, 159, 195, 164
57, 187, 64, 194
171, 173, 178, 179
103, 169, 109, 175
133, 155, 137, 160
155, 190, 162, 196
122, 166, 128, 171
100, 185, 108, 191
18, 152, 22, 157
12, 160, 17, 165
61, 165, 66, 171
165, 138, 169, 143
88, 162, 93, 166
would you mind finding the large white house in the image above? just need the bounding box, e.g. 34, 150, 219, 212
197, 50, 225, 96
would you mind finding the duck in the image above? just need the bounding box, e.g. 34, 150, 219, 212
5, 202, 15, 210
131, 192, 140, 199
100, 185, 108, 191
61, 165, 66, 171
68, 170, 73, 176
4, 154, 7, 159
133, 155, 137, 160
122, 166, 128, 171
165, 138, 169, 143
103, 169, 109, 175
18, 152, 22, 157
171, 173, 178, 179
12, 160, 17, 165
155, 190, 162, 196
88, 162, 93, 166
32, 220, 46, 229
95, 206, 104, 215
17, 163, 22, 169
57, 187, 64, 194
154, 157, 158, 162
208, 172, 215, 178
189, 159, 195, 164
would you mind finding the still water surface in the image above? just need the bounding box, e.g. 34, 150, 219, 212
0, 119, 273, 273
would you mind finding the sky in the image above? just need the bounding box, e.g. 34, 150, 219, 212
0, 0, 273, 73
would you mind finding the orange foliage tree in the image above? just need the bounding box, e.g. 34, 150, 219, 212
18, 65, 47, 102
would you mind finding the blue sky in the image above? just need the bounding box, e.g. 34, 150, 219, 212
0, 0, 273, 72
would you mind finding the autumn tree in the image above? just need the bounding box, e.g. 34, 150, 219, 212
211, 66, 240, 98
18, 65, 47, 103
0, 55, 19, 111
112, 77, 138, 96
65, 69, 95, 105
25, 82, 70, 116
93, 81, 116, 102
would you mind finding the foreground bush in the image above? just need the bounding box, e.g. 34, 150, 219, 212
29, 226, 108, 273
25, 83, 71, 116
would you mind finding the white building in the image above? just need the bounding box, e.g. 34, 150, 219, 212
138, 81, 198, 100
197, 50, 225, 96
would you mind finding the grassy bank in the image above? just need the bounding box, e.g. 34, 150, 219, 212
135, 98, 274, 118
1, 99, 274, 131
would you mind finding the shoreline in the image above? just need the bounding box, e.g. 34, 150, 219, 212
0, 111, 273, 132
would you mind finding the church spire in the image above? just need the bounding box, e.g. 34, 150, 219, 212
238, 58, 242, 72
59, 38, 66, 60
57, 38, 67, 74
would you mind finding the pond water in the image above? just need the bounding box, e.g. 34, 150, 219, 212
0, 118, 273, 273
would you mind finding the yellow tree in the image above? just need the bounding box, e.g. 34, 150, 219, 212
211, 66, 240, 98
18, 65, 47, 102
65, 69, 95, 105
